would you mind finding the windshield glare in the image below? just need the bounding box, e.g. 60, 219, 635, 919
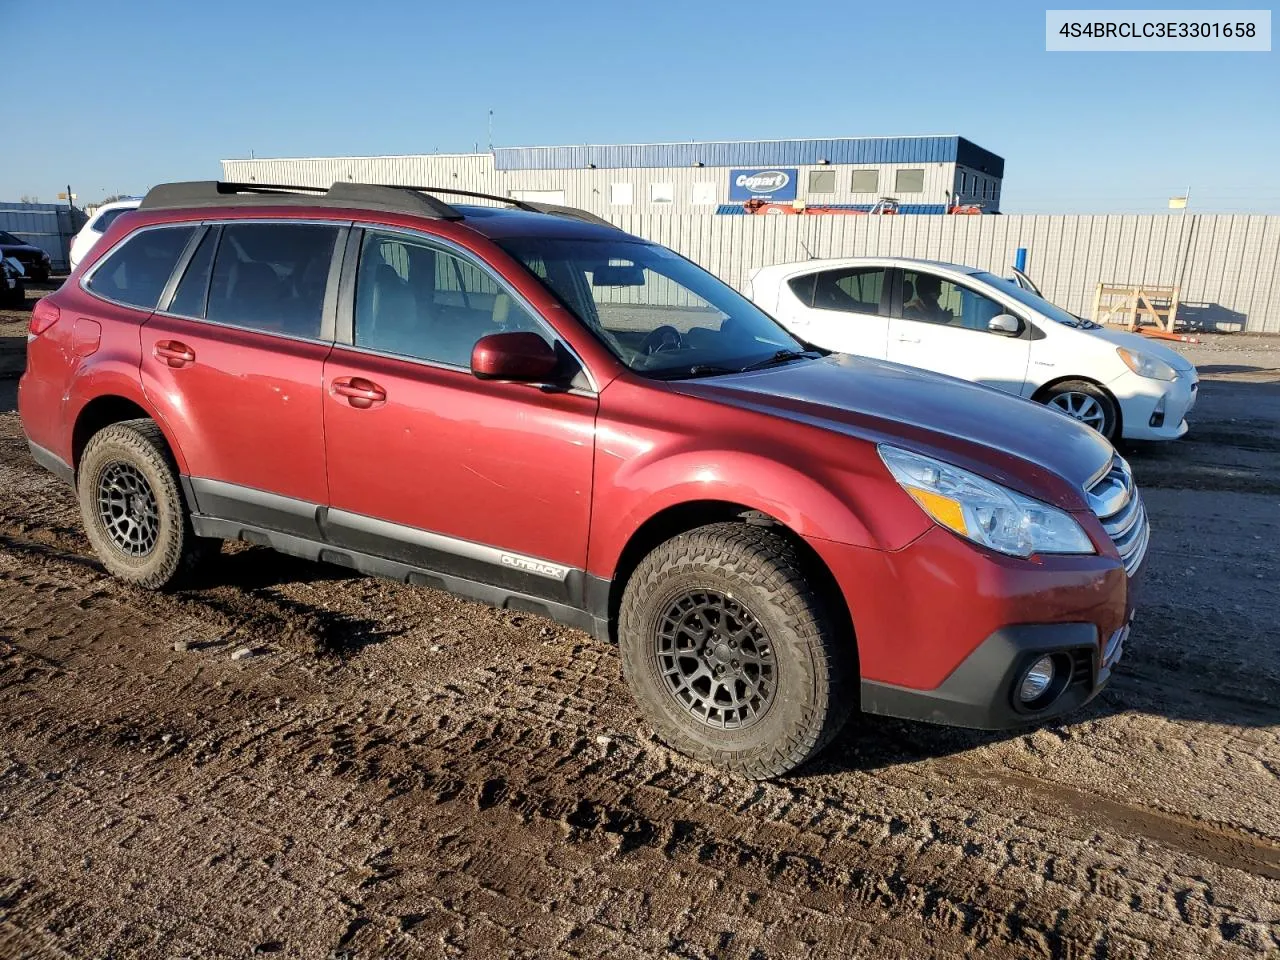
974, 271, 1089, 327
498, 237, 805, 377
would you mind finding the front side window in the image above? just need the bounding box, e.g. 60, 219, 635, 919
810, 267, 887, 315
901, 270, 1007, 332
353, 230, 547, 367
499, 237, 806, 379
205, 222, 338, 338
86, 226, 194, 309
895, 169, 925, 193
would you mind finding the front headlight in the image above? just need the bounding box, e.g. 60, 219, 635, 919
878, 445, 1094, 558
1117, 347, 1176, 381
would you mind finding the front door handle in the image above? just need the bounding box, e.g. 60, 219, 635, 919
154, 339, 195, 368
331, 376, 386, 409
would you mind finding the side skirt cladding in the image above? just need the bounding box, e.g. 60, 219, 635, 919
183, 477, 611, 641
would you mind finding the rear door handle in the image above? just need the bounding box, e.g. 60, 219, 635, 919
331, 376, 386, 409
154, 339, 196, 367
896, 335, 921, 344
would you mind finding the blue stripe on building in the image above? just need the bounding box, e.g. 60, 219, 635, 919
715, 203, 950, 215
494, 137, 1003, 178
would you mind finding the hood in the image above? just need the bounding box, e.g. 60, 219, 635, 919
672, 354, 1115, 498
1083, 326, 1195, 372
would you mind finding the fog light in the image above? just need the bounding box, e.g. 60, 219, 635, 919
1019, 656, 1056, 703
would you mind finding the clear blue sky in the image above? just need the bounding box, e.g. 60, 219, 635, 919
7, 0, 1277, 212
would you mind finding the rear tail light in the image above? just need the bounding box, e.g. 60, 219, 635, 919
29, 298, 60, 338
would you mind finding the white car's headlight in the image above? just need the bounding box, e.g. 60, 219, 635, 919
878, 445, 1094, 558
1117, 347, 1176, 381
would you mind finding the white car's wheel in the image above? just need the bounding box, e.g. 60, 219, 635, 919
1043, 381, 1118, 440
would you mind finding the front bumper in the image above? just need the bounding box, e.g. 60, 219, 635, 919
861, 620, 1128, 729
808, 523, 1140, 729
1113, 368, 1198, 441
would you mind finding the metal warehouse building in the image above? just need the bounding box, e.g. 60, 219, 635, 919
221, 135, 1005, 216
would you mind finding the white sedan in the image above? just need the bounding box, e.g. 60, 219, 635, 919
747, 256, 1197, 442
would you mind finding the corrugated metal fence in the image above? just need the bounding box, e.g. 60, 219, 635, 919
0, 202, 85, 271
606, 213, 1280, 334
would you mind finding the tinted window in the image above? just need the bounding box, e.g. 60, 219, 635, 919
91, 207, 133, 234
206, 223, 338, 338
86, 226, 194, 309
895, 169, 925, 193
902, 270, 1006, 332
354, 230, 546, 367
787, 273, 817, 307
810, 267, 886, 315
168, 228, 218, 318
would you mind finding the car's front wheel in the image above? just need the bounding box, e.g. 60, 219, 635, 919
618, 522, 853, 778
1042, 380, 1119, 441
77, 419, 215, 589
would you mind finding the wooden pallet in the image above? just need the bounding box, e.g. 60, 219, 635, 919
1092, 283, 1181, 332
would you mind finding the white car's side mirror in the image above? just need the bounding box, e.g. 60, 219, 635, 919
988, 313, 1021, 336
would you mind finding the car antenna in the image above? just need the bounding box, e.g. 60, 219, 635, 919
800, 240, 816, 260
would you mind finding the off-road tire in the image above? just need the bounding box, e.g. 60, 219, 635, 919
618, 522, 854, 779
77, 419, 215, 589
1041, 379, 1120, 441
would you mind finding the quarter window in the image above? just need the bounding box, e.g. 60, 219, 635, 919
353, 230, 547, 368
851, 169, 879, 194
901, 270, 1008, 332
90, 206, 133, 234
808, 170, 836, 194
895, 169, 925, 193
85, 226, 194, 310
205, 223, 339, 339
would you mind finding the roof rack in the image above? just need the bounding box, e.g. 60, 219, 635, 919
138, 181, 617, 229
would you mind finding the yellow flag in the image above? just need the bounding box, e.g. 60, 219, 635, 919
1168, 196, 1188, 209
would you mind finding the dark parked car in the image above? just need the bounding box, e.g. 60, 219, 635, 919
1, 255, 24, 307
0, 230, 51, 283
18, 180, 1146, 778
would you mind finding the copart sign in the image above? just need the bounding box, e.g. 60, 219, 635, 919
728, 168, 798, 202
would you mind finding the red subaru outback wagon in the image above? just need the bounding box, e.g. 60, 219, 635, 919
19, 181, 1147, 777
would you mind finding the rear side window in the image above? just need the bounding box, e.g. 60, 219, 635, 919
206, 223, 339, 339
90, 207, 133, 234
810, 267, 887, 315
85, 226, 194, 310
787, 273, 817, 307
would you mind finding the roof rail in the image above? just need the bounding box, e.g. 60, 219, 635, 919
139, 181, 465, 220
138, 180, 617, 229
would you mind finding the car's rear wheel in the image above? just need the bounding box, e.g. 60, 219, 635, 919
618, 522, 853, 778
77, 419, 215, 589
1042, 380, 1119, 441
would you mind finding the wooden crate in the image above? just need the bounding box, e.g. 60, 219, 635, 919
1092, 283, 1181, 332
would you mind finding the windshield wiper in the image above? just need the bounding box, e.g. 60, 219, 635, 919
738, 349, 818, 373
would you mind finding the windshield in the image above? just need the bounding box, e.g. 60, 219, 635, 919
973, 271, 1096, 328
498, 237, 808, 378
0, 232, 22, 245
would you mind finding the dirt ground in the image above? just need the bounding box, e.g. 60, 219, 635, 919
0, 282, 1278, 959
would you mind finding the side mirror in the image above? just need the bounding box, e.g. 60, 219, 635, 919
988, 313, 1022, 336
471, 331, 559, 382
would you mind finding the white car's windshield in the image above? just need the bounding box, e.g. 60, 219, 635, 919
499, 237, 815, 379
974, 271, 1098, 329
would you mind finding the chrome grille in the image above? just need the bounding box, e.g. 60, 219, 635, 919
1086, 457, 1149, 576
